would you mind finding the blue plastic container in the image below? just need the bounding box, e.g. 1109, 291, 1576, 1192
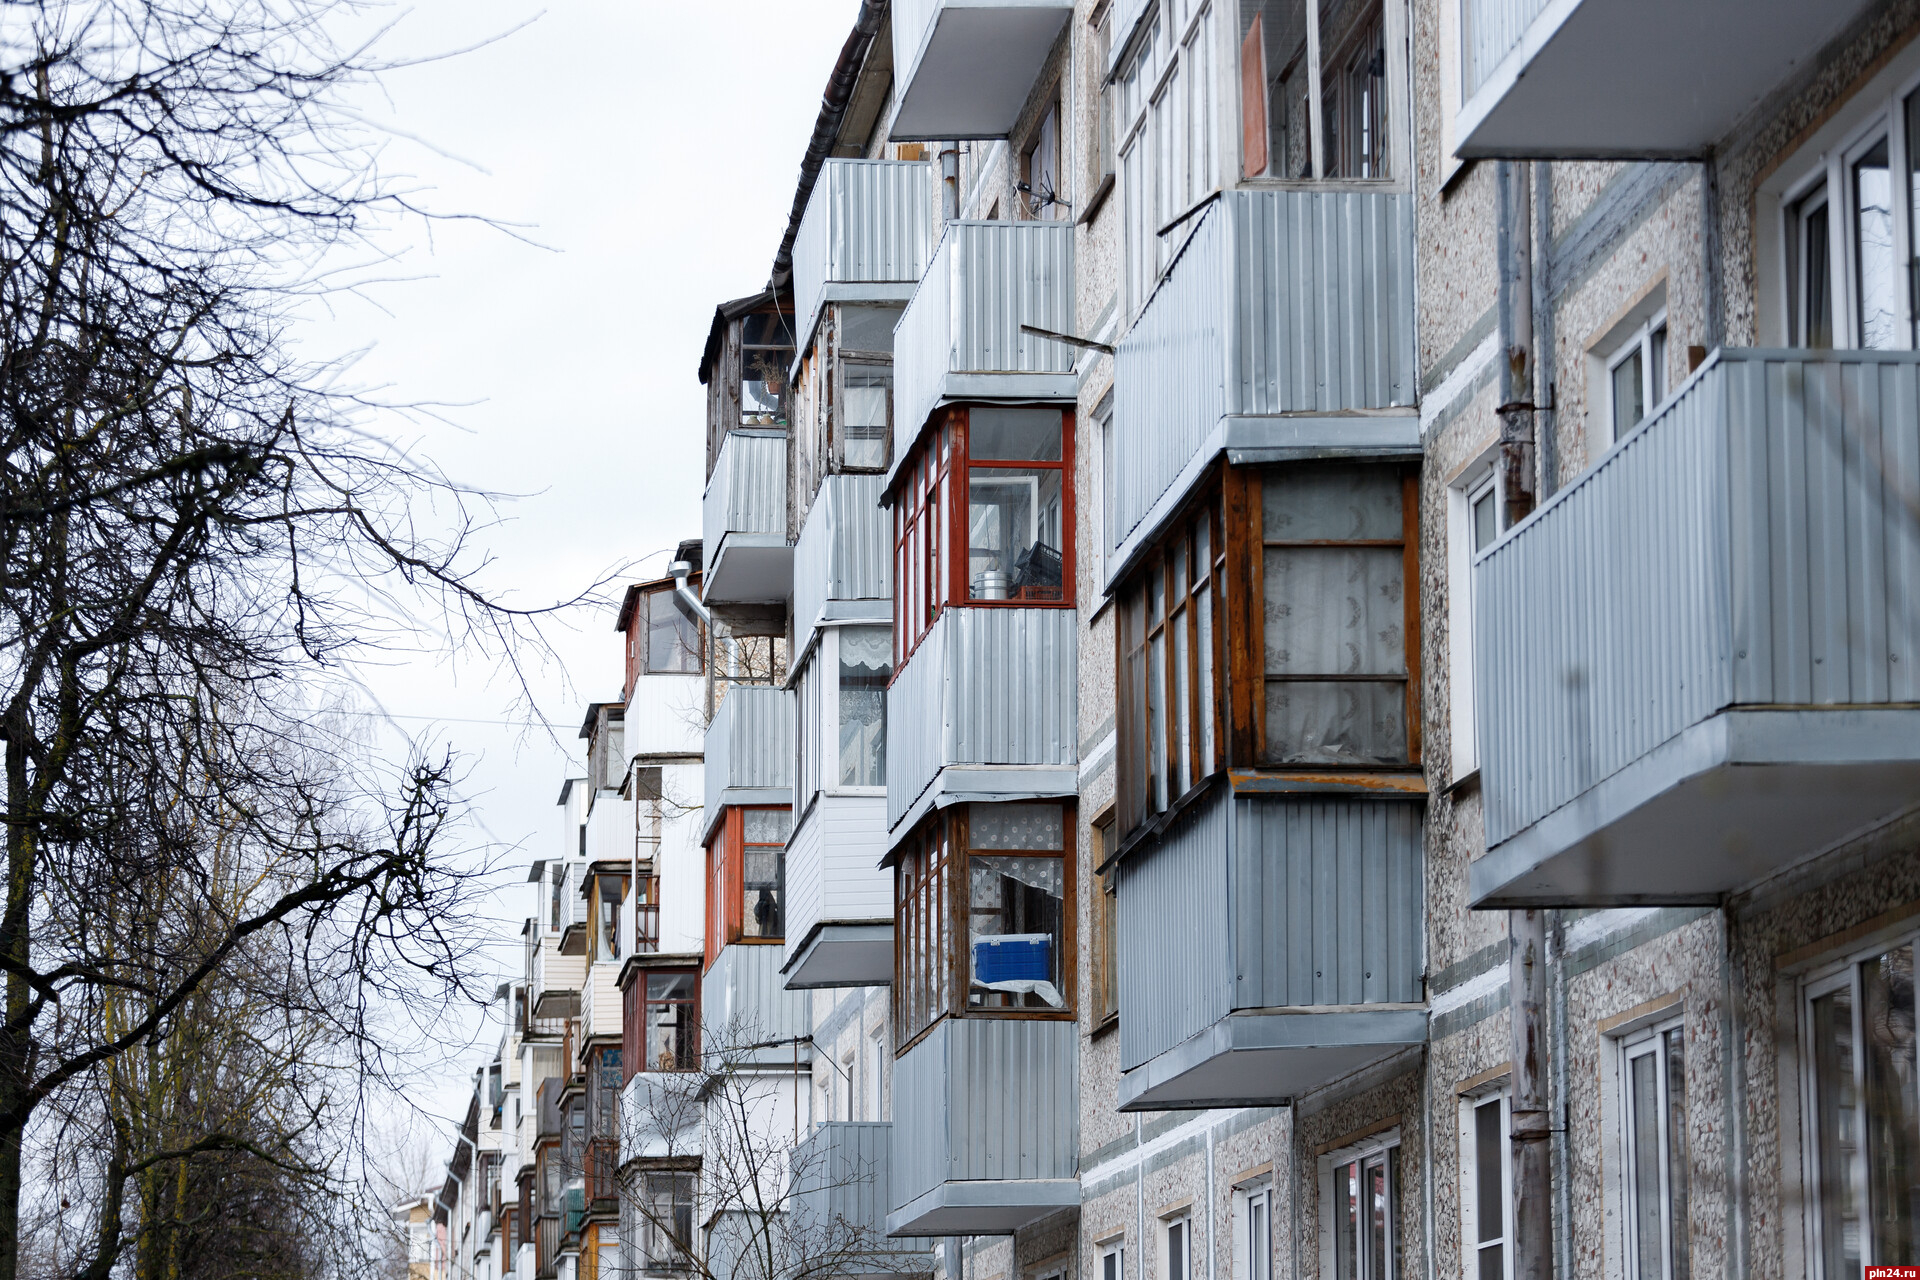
973, 933, 1051, 983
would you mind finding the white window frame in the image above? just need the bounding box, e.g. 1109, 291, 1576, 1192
1766, 50, 1920, 350
1117, 1, 1220, 321
1101, 1240, 1127, 1280
1163, 1212, 1193, 1280
1600, 309, 1669, 448
865, 1023, 885, 1121
1446, 452, 1507, 782
1232, 1176, 1274, 1280
1460, 1089, 1514, 1280
1606, 1013, 1688, 1280
799, 626, 890, 807
1318, 1126, 1401, 1280
1797, 930, 1920, 1280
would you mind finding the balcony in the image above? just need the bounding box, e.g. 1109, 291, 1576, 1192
887, 607, 1077, 837
784, 791, 892, 989
704, 686, 793, 837
705, 944, 811, 1065
888, 1018, 1078, 1235
890, 0, 1072, 140
793, 474, 892, 661
1471, 350, 1920, 907
1454, 0, 1875, 159
529, 934, 583, 1024
1114, 788, 1427, 1111
621, 1071, 702, 1161
1110, 191, 1417, 574
892, 221, 1075, 464
792, 160, 935, 354
703, 429, 791, 605
790, 1123, 929, 1278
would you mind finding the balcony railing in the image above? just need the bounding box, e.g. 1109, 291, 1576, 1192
888, 1018, 1078, 1235
792, 474, 891, 660
1472, 349, 1920, 906
790, 1123, 929, 1278
702, 429, 791, 605
705, 944, 810, 1063
890, 0, 1073, 140
892, 221, 1075, 465
535, 1216, 560, 1280
1454, 0, 1875, 159
1110, 190, 1416, 568
887, 606, 1077, 835
792, 159, 934, 351
704, 685, 793, 824
1114, 787, 1427, 1110
783, 790, 891, 989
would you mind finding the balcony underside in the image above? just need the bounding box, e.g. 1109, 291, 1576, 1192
781, 922, 895, 989
1471, 707, 1920, 908
885, 1178, 1079, 1237
1116, 1008, 1429, 1111
704, 536, 793, 605
1456, 0, 1873, 159
892, 5, 1072, 141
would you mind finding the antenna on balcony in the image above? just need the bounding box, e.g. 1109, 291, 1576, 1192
1016, 180, 1071, 217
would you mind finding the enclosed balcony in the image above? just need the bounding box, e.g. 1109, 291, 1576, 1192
703, 429, 791, 606
1454, 0, 1875, 159
1110, 190, 1417, 575
705, 943, 811, 1065
790, 1123, 928, 1278
792, 160, 935, 354
888, 607, 1077, 837
890, 0, 1072, 140
892, 221, 1075, 466
1471, 350, 1920, 907
705, 685, 794, 825
793, 474, 892, 659
888, 1018, 1078, 1235
1114, 789, 1426, 1111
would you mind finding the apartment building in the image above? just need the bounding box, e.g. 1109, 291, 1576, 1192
423, 5, 1920, 1280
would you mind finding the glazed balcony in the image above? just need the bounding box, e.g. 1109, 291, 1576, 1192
890, 0, 1072, 140
891, 221, 1075, 466
1115, 787, 1427, 1110
1454, 0, 1876, 158
792, 159, 934, 352
888, 1018, 1078, 1236
789, 1123, 929, 1278
1472, 350, 1920, 906
1110, 190, 1417, 575
703, 429, 791, 606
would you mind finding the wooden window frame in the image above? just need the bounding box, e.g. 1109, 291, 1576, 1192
892, 406, 1078, 672
892, 801, 1079, 1055
703, 805, 791, 969
622, 965, 701, 1081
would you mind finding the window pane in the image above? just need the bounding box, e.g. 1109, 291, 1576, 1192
1170, 1222, 1188, 1280
1150, 626, 1169, 807
1630, 1050, 1664, 1280
1197, 586, 1216, 774
1366, 1155, 1391, 1280
967, 854, 1066, 1010
970, 802, 1064, 850
1265, 680, 1407, 766
1472, 487, 1499, 554
844, 366, 891, 470
840, 303, 900, 354
647, 588, 703, 674
1856, 138, 1898, 350
1650, 326, 1668, 407
1910, 92, 1920, 346
1475, 1099, 1504, 1244
1612, 348, 1645, 441
1336, 1161, 1359, 1280
1813, 987, 1862, 1280
1263, 467, 1403, 541
1251, 1192, 1271, 1280
742, 846, 784, 939
970, 407, 1063, 461
1864, 946, 1919, 1267
743, 809, 791, 844
1801, 195, 1834, 350
1174, 607, 1193, 796
838, 627, 890, 786
1263, 546, 1406, 675
969, 466, 1065, 601
1666, 1030, 1690, 1280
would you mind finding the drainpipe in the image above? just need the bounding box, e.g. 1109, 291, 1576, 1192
668, 560, 711, 627
1496, 161, 1538, 520
1510, 908, 1552, 1280
940, 146, 960, 222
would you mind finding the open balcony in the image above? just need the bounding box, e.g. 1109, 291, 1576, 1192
703, 429, 791, 606
1110, 190, 1417, 576
792, 160, 934, 353
793, 474, 892, 659
704, 686, 793, 829
1454, 0, 1875, 159
890, 0, 1072, 140
784, 791, 892, 989
888, 1018, 1078, 1236
1114, 788, 1427, 1111
790, 1123, 929, 1278
887, 607, 1077, 838
705, 943, 811, 1066
892, 221, 1075, 466
1471, 349, 1920, 907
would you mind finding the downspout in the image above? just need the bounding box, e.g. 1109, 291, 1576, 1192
1496, 161, 1538, 520
668, 561, 711, 627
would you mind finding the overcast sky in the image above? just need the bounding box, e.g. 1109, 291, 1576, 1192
302, 0, 862, 1147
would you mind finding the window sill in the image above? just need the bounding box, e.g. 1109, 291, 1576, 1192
1446, 768, 1481, 798
1090, 1011, 1120, 1040
1077, 173, 1116, 227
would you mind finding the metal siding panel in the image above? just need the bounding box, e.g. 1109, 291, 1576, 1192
790, 1122, 913, 1257
708, 944, 810, 1049
1117, 787, 1232, 1070
795, 475, 892, 660
1463, 0, 1551, 94
784, 800, 827, 970
895, 236, 952, 460
946, 608, 1078, 770
792, 482, 832, 660
793, 170, 833, 346
945, 1019, 1076, 1182
890, 1024, 949, 1209
1478, 351, 1920, 849
888, 610, 949, 831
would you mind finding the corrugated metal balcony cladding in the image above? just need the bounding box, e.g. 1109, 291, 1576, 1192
1462, 0, 1547, 95
893, 221, 1075, 461
792, 160, 935, 348
885, 607, 1078, 831
702, 430, 788, 561
703, 685, 793, 817
890, 1017, 1077, 1210
789, 1123, 923, 1271
792, 474, 891, 660
1111, 190, 1416, 551
1475, 351, 1920, 850
1116, 787, 1424, 1072
705, 944, 810, 1054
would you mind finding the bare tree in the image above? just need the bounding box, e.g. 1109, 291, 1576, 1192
0, 3, 579, 1276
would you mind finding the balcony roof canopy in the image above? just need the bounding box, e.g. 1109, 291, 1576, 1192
885, 1178, 1080, 1237
1116, 1009, 1429, 1111
891, 3, 1072, 140
1456, 0, 1874, 159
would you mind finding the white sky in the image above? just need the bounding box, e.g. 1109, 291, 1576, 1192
300, 0, 862, 1147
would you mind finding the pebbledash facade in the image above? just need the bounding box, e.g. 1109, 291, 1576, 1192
424, 4, 1920, 1280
